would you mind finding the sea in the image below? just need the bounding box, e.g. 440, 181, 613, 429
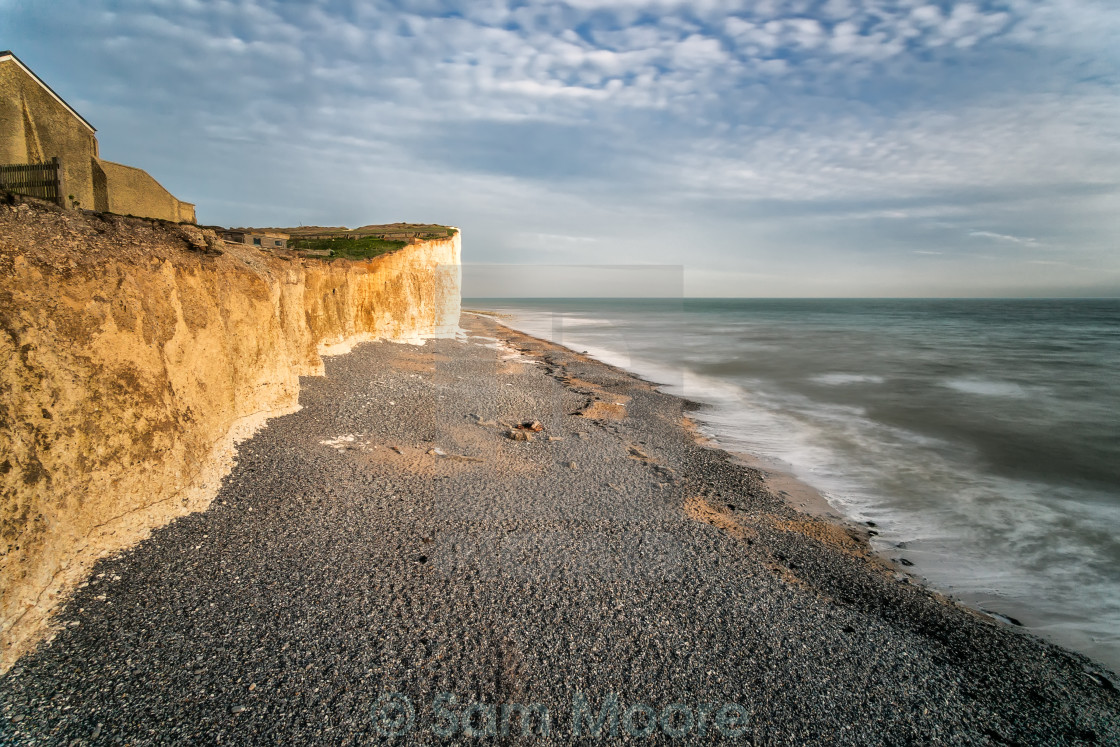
464, 298, 1120, 673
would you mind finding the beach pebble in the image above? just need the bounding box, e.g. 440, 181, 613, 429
506, 429, 532, 442
567, 461, 578, 469
230, 705, 246, 714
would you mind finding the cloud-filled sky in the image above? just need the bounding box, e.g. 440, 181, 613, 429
4, 0, 1118, 296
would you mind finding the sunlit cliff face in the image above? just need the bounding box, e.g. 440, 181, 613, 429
0, 202, 460, 670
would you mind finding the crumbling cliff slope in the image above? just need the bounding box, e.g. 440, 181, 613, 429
0, 198, 460, 670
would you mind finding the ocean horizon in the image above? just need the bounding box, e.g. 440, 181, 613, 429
467, 297, 1120, 673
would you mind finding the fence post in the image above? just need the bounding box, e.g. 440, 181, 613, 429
52, 156, 67, 208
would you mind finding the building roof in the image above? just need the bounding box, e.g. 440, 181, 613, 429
0, 50, 96, 133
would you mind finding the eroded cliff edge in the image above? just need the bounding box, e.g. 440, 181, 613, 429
0, 199, 460, 670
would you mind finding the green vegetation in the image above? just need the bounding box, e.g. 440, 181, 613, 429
282, 223, 457, 261
290, 236, 408, 261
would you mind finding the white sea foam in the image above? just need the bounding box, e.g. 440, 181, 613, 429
478, 299, 1120, 673
941, 378, 1028, 398
812, 373, 887, 386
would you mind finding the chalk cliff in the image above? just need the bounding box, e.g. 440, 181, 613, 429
0, 198, 460, 670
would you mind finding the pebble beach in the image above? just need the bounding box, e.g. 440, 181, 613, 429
1, 313, 1117, 745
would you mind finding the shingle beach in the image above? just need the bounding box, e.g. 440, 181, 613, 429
2, 313, 1117, 745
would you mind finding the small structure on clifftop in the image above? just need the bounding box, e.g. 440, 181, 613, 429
0, 50, 195, 222
220, 229, 289, 249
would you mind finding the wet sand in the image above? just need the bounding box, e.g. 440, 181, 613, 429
1, 313, 1117, 744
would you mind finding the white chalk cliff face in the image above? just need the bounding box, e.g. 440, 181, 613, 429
0, 202, 461, 670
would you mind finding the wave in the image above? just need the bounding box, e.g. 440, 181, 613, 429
941, 378, 1029, 398
479, 298, 1120, 673
812, 373, 887, 386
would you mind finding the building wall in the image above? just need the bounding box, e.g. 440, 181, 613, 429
100, 160, 194, 223
91, 159, 109, 212
251, 234, 288, 248
0, 58, 98, 209
222, 232, 287, 248
2, 55, 195, 223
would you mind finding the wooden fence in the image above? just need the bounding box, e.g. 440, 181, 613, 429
0, 157, 62, 206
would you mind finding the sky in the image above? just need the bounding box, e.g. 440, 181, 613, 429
3, 0, 1118, 297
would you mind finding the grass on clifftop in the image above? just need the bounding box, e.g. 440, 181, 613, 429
279, 223, 456, 261
290, 236, 408, 261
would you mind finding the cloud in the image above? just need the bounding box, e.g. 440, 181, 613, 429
3, 0, 1118, 296
969, 231, 1039, 245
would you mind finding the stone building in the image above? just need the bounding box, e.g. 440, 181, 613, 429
220, 230, 289, 249
0, 50, 195, 223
